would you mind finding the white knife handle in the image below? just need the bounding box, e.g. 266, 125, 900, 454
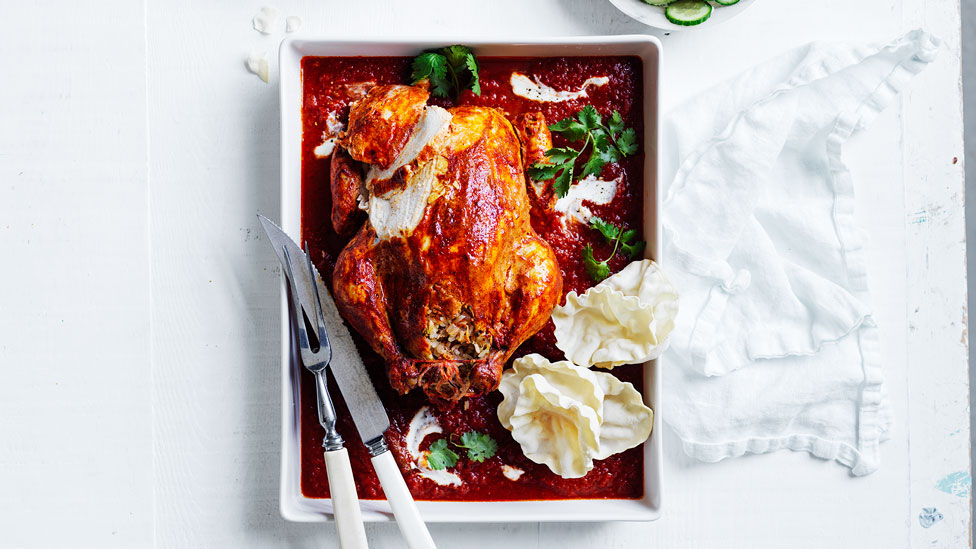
371, 451, 436, 549
324, 447, 369, 549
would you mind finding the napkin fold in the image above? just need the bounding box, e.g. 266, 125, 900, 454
661, 30, 940, 475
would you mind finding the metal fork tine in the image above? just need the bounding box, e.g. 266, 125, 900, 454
303, 242, 332, 364
295, 244, 341, 449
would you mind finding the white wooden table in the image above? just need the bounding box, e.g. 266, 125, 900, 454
0, 1, 969, 547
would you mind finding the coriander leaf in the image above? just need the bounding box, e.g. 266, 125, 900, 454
599, 144, 621, 164
553, 162, 574, 198
591, 131, 620, 165
411, 52, 451, 98
589, 216, 620, 242
411, 52, 446, 84
549, 118, 587, 142
616, 128, 639, 156
608, 110, 625, 135
529, 146, 577, 179
549, 117, 578, 132
621, 239, 646, 260
430, 76, 453, 99
527, 162, 561, 181
454, 431, 498, 463
581, 150, 606, 179
545, 147, 579, 164
444, 45, 472, 68
409, 53, 434, 81
619, 229, 646, 259
591, 130, 611, 151
464, 53, 481, 96
582, 244, 611, 282
563, 124, 588, 143
442, 45, 480, 97
577, 105, 601, 130
426, 438, 459, 470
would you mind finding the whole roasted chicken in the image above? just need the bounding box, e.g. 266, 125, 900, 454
329, 84, 562, 408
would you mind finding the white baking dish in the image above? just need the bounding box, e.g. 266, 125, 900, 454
277, 35, 662, 523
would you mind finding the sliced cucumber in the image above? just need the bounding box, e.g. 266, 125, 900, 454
713, 0, 740, 5
665, 0, 713, 26
641, 0, 671, 5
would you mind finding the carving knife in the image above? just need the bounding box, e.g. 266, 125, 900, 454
260, 215, 367, 548
259, 215, 436, 549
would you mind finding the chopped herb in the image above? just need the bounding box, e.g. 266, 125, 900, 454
590, 216, 621, 242
411, 52, 450, 97
453, 431, 498, 463
582, 217, 646, 283
527, 106, 638, 198
426, 438, 459, 470
619, 229, 645, 259
582, 244, 611, 282
410, 45, 481, 100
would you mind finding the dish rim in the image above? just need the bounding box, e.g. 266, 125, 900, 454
277, 34, 663, 523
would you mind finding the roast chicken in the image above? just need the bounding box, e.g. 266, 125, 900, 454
329, 83, 563, 408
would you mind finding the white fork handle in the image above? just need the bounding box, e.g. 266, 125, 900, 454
370, 451, 436, 549
324, 447, 368, 549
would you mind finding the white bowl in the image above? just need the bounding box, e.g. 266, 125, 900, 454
608, 0, 757, 31
277, 35, 663, 523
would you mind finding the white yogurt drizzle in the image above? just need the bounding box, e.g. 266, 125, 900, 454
553, 175, 621, 226
510, 73, 609, 103
405, 406, 463, 487
313, 111, 346, 159
501, 464, 525, 481
313, 137, 336, 158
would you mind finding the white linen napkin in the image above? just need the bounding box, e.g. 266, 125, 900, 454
661, 30, 940, 475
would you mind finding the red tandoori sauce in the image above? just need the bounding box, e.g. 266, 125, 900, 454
300, 55, 645, 501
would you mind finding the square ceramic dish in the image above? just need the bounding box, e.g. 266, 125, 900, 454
278, 35, 662, 523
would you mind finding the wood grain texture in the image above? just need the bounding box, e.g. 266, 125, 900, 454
901, 1, 972, 546
0, 0, 966, 547
0, 1, 152, 547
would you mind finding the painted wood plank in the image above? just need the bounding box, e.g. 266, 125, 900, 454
901, 0, 972, 546
0, 1, 153, 546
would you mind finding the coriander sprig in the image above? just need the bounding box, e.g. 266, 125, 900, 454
426, 438, 459, 470
452, 431, 498, 463
583, 216, 646, 283
527, 106, 638, 198
424, 430, 498, 470
410, 45, 481, 100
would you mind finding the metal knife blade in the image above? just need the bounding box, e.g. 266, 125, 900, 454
258, 214, 391, 447
258, 215, 317, 321
306, 259, 391, 447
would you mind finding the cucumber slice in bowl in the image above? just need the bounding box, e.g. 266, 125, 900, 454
713, 0, 740, 5
665, 0, 713, 26
641, 0, 671, 5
